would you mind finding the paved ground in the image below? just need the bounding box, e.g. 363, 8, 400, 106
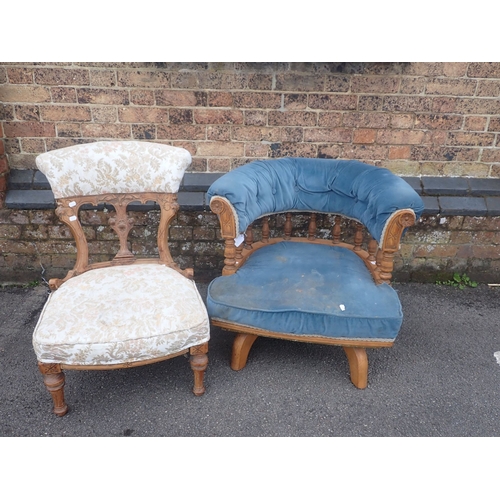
1, 281, 499, 437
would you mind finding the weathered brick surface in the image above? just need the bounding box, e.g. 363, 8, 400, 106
2, 62, 500, 279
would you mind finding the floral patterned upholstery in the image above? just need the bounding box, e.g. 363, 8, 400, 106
33, 264, 210, 366
35, 140, 192, 198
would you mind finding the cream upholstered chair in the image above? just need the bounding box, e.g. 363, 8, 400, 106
33, 141, 209, 416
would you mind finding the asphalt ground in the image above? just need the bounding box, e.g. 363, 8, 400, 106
1, 281, 499, 438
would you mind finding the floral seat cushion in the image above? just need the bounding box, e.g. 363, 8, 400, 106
33, 264, 210, 366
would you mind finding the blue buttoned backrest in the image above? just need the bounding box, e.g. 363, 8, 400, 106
207, 158, 424, 243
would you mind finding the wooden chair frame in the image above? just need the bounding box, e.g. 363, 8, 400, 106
38, 192, 208, 416
210, 197, 416, 389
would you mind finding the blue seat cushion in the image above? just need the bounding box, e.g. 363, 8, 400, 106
207, 242, 403, 342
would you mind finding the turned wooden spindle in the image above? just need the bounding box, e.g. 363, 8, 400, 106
244, 224, 254, 249
284, 213, 292, 240
354, 222, 363, 251
308, 213, 317, 241
222, 237, 237, 276
235, 239, 243, 267
378, 250, 394, 284
332, 215, 341, 244
368, 239, 378, 264
262, 217, 270, 243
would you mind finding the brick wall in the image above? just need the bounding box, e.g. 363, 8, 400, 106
1, 62, 500, 284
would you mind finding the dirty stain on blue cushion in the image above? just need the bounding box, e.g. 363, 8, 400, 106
207, 242, 403, 341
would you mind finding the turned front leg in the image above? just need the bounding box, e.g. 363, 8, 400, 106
189, 343, 209, 396
38, 362, 69, 416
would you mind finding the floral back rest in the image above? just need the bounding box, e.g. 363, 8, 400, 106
35, 141, 193, 289
36, 141, 192, 199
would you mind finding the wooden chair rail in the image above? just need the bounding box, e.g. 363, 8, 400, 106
49, 192, 192, 290
210, 197, 415, 285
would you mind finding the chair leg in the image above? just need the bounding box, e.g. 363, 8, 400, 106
38, 362, 69, 416
231, 333, 258, 371
189, 343, 208, 396
343, 347, 368, 389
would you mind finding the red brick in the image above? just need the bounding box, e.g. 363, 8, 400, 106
317, 112, 342, 128
244, 111, 267, 126
0, 140, 5, 155
34, 68, 90, 86
351, 76, 400, 94
50, 87, 78, 103
280, 127, 303, 142
308, 94, 357, 110
415, 114, 462, 130
317, 145, 341, 158
446, 132, 495, 147
456, 98, 500, 114
20, 138, 46, 153
78, 89, 129, 105
353, 129, 376, 144
482, 149, 500, 162
403, 63, 444, 77
207, 91, 234, 107
118, 107, 169, 123
207, 158, 231, 172
193, 109, 243, 124
157, 124, 205, 140
197, 72, 248, 91
341, 144, 389, 160
91, 107, 118, 123
476, 81, 500, 97
304, 128, 352, 143
197, 142, 244, 157
390, 114, 414, 128
411, 146, 479, 162
358, 96, 383, 111
488, 118, 500, 132
325, 75, 350, 92
275, 74, 324, 92
0, 85, 51, 103
431, 97, 458, 113
377, 130, 425, 145
40, 105, 91, 122
232, 126, 280, 142
3, 122, 56, 137
269, 143, 317, 158
15, 105, 40, 121
400, 77, 426, 94
81, 124, 131, 138
207, 125, 230, 141
268, 111, 317, 126
233, 92, 281, 109
130, 89, 155, 106
388, 146, 411, 159
132, 124, 156, 140
56, 123, 82, 138
90, 70, 117, 87
443, 63, 468, 77
342, 112, 390, 128
464, 116, 487, 131
425, 78, 476, 96
467, 63, 500, 78
7, 67, 33, 84
117, 70, 170, 88
244, 74, 271, 91
245, 142, 270, 157
156, 90, 207, 107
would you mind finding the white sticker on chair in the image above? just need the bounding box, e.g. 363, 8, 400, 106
234, 233, 245, 247
69, 215, 77, 221
69, 201, 77, 207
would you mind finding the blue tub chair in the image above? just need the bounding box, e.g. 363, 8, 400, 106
206, 158, 424, 388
